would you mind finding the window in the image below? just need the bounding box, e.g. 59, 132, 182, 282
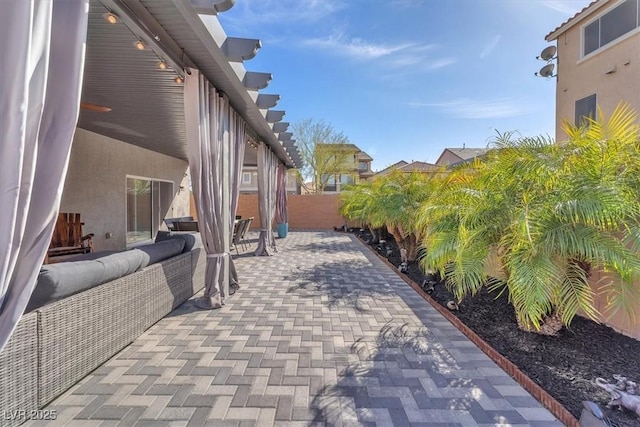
340, 174, 355, 185
357, 161, 368, 171
575, 94, 597, 127
583, 0, 639, 56
242, 172, 251, 184
126, 177, 173, 245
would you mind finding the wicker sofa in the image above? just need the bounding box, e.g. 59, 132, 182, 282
0, 232, 206, 427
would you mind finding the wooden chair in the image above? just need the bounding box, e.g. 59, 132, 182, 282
240, 217, 254, 250
47, 213, 94, 261
232, 220, 244, 253
164, 216, 194, 231
174, 221, 199, 232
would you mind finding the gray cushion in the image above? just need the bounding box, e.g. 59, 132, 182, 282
26, 250, 145, 312
65, 250, 120, 262
155, 231, 202, 252
134, 238, 185, 267
97, 250, 146, 280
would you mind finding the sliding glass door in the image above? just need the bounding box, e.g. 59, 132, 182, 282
126, 177, 173, 245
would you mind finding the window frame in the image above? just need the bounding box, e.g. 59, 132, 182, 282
242, 172, 252, 184
581, 0, 640, 59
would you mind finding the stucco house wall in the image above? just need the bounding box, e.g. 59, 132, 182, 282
60, 128, 191, 252
548, 0, 640, 339
552, 2, 640, 140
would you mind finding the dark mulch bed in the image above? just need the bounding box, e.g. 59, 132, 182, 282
350, 229, 640, 427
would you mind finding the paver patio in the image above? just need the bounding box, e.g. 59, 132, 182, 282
26, 231, 562, 426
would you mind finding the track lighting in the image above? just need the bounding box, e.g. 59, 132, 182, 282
103, 12, 118, 24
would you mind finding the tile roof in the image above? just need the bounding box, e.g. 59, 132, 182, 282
545, 0, 606, 41
317, 143, 373, 160
374, 160, 409, 176
396, 161, 438, 172
446, 147, 490, 161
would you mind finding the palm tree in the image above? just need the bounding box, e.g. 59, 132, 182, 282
418, 104, 640, 335
367, 171, 438, 261
339, 179, 381, 243
341, 170, 442, 261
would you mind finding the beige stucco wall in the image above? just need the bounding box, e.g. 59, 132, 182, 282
554, 9, 640, 140
60, 128, 190, 251
587, 269, 640, 340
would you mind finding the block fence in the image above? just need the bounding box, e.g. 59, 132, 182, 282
236, 194, 347, 230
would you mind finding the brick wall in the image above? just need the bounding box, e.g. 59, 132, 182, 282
236, 194, 347, 230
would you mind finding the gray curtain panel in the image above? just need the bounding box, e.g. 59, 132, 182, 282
276, 163, 288, 224
254, 142, 279, 256
228, 109, 246, 292
0, 0, 89, 352
184, 69, 228, 307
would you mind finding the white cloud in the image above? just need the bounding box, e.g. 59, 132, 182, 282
390, 0, 423, 9
221, 0, 346, 30
299, 31, 456, 73
480, 35, 501, 59
426, 58, 457, 70
300, 32, 417, 60
411, 98, 530, 119
541, 1, 583, 15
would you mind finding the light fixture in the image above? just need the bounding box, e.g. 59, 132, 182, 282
103, 12, 118, 24
134, 40, 145, 50
158, 61, 168, 70
174, 76, 184, 84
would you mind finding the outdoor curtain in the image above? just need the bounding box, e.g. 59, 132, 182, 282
275, 163, 288, 225
228, 107, 246, 293
254, 142, 279, 256
0, 0, 89, 352
184, 68, 246, 305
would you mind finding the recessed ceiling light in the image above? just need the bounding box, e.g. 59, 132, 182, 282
134, 40, 145, 50
174, 76, 184, 84
103, 12, 118, 24
158, 61, 168, 70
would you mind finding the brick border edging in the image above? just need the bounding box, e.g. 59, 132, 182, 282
353, 236, 580, 427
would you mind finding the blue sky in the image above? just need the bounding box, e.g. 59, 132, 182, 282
218, 0, 587, 171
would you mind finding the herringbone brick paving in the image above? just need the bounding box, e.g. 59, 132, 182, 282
27, 232, 562, 426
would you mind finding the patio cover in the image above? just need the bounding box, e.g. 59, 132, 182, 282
0, 0, 89, 352
254, 142, 279, 256
185, 68, 247, 308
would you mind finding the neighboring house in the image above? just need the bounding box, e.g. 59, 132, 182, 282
545, 0, 640, 141
240, 166, 300, 194
373, 160, 438, 177
435, 146, 490, 167
319, 143, 374, 193
372, 160, 409, 177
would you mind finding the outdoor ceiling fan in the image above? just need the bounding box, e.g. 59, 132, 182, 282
80, 102, 111, 112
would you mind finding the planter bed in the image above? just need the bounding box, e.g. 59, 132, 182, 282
352, 229, 640, 427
